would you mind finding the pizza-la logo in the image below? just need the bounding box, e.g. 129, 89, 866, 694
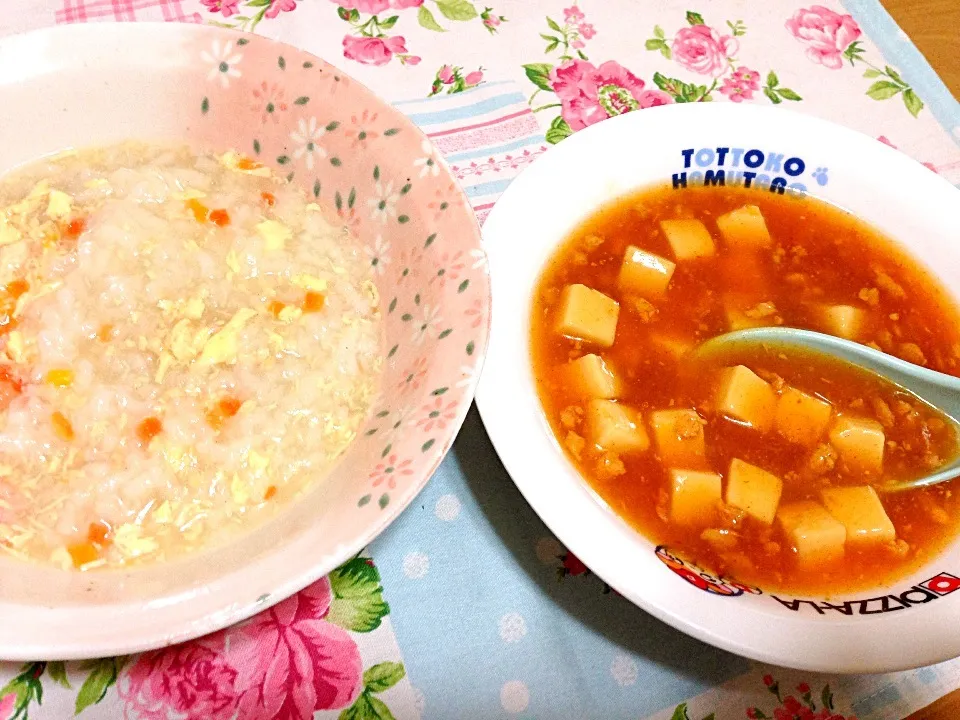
655, 545, 762, 597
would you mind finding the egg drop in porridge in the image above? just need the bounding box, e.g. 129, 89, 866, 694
0, 143, 383, 570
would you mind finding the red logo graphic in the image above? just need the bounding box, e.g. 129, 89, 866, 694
655, 545, 762, 597
921, 573, 960, 596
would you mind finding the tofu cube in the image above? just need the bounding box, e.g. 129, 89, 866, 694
715, 365, 776, 432
716, 205, 771, 249
669, 469, 722, 526
649, 409, 706, 466
555, 284, 620, 347
812, 304, 866, 340
660, 219, 716, 260
585, 400, 650, 453
618, 245, 676, 297
725, 458, 783, 525
828, 416, 885, 474
775, 386, 832, 446
565, 354, 618, 399
777, 501, 847, 565
822, 486, 896, 546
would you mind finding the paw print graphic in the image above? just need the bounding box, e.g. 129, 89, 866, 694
812, 167, 829, 186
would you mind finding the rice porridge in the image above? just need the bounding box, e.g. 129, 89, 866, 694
0, 143, 383, 570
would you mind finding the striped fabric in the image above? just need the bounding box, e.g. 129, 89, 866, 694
55, 0, 200, 25
395, 81, 547, 225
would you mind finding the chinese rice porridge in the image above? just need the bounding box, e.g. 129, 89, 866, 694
0, 143, 383, 570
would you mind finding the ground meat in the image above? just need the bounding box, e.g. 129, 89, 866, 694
858, 287, 880, 306
564, 431, 585, 460
581, 233, 604, 251
559, 405, 583, 430
595, 451, 625, 479
898, 342, 927, 366
628, 296, 658, 323
675, 412, 704, 439
808, 443, 838, 475
873, 267, 907, 299
872, 397, 895, 428
744, 301, 778, 319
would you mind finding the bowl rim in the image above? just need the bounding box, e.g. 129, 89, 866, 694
476, 100, 960, 673
0, 22, 490, 660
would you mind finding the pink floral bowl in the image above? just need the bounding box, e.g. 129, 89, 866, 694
0, 22, 488, 660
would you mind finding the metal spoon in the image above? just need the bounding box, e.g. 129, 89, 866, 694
694, 327, 960, 492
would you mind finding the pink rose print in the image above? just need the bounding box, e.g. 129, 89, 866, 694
785, 6, 921, 116
563, 6, 583, 23
265, 0, 296, 18
119, 579, 363, 720
119, 637, 240, 720
720, 76, 754, 102
334, 0, 390, 12
637, 13, 802, 107
482, 10, 502, 31
430, 64, 485, 95
391, 0, 424, 6
672, 24, 738, 76
342, 35, 409, 66
732, 66, 761, 90
785, 5, 861, 70
550, 59, 671, 132
737, 674, 858, 720
0, 694, 15, 720
540, 5, 594, 57
228, 580, 363, 719
201, 0, 240, 16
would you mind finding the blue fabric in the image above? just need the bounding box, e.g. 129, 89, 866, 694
371, 410, 750, 719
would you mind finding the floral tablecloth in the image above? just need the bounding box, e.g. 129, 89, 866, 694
2, 1, 960, 719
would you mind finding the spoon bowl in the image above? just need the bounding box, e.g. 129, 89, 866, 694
695, 327, 960, 492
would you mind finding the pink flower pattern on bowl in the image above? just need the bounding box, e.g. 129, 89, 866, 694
192, 31, 488, 514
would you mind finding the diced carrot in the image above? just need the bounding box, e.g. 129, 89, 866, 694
261, 191, 276, 207
0, 280, 21, 336
67, 542, 99, 568
264, 485, 277, 500
64, 217, 87, 239
51, 411, 74, 441
5, 279, 29, 299
302, 291, 325, 314
237, 157, 262, 171
87, 520, 112, 547
0, 367, 22, 411
96, 324, 115, 342
45, 369, 74, 387
219, 397, 242, 416
136, 416, 163, 445
267, 300, 286, 318
209, 209, 231, 227
186, 198, 209, 223
206, 396, 243, 431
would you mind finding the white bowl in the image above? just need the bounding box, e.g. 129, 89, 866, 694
0, 24, 488, 660
476, 102, 960, 673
